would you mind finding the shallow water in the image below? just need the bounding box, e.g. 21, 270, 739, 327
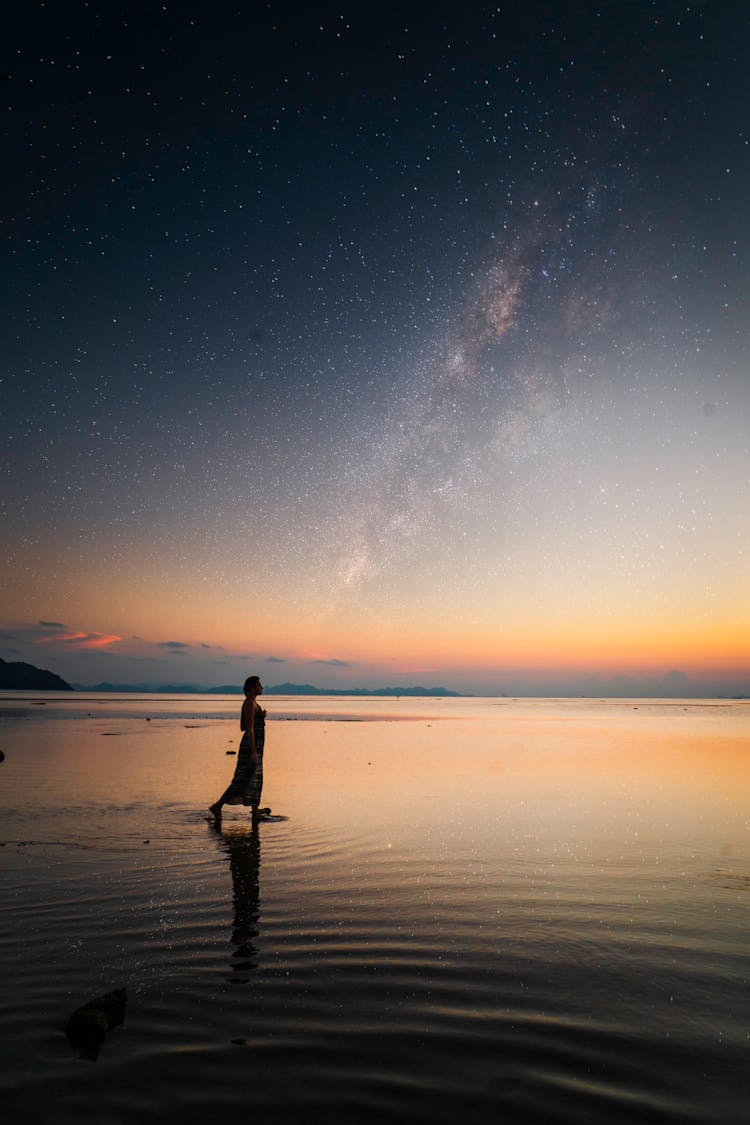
0, 695, 748, 1123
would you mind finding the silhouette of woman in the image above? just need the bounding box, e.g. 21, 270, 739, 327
209, 676, 267, 823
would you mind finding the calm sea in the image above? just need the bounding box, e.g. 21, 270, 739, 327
0, 693, 748, 1124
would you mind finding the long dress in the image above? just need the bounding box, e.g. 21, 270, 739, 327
219, 703, 265, 807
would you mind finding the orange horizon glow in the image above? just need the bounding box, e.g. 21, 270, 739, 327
12, 571, 748, 687
271, 613, 750, 677
82, 621, 748, 684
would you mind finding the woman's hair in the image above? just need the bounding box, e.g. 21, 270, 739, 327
243, 675, 261, 695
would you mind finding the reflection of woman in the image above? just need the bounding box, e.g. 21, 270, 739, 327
220, 825, 261, 979
210, 676, 267, 824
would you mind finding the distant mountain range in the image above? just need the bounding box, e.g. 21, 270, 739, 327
268, 683, 463, 697
75, 681, 463, 697
0, 657, 73, 691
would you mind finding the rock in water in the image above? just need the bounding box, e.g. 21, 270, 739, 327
66, 987, 127, 1059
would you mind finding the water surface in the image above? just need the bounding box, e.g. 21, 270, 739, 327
1, 695, 748, 1123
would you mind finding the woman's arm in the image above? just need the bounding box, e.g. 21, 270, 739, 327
246, 699, 258, 765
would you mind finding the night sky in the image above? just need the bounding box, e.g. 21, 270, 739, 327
3, 2, 749, 695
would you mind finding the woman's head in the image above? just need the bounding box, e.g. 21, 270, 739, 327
243, 675, 263, 696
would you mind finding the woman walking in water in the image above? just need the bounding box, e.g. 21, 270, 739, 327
210, 676, 267, 823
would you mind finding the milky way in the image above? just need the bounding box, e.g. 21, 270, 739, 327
323, 170, 652, 609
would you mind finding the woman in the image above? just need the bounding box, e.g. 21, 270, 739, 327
209, 676, 267, 823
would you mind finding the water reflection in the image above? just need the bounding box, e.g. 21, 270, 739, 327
213, 823, 261, 982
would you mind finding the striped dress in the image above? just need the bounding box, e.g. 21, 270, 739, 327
221, 704, 265, 806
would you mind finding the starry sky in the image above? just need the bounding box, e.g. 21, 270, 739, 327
2, 1, 749, 695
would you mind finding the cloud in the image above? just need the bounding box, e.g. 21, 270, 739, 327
313, 657, 352, 667
1, 621, 121, 651
159, 641, 190, 651
36, 629, 121, 650
266, 655, 287, 663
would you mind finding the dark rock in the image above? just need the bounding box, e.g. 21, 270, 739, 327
66, 987, 127, 1059
0, 657, 73, 691
0, 750, 5, 762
